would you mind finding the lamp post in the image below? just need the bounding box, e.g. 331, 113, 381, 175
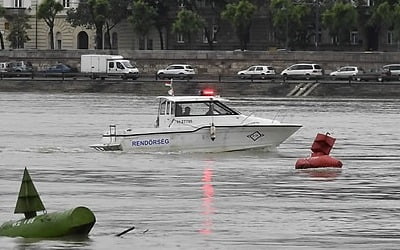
35, 4, 38, 49
281, 6, 289, 50
28, 4, 38, 49
314, 0, 320, 50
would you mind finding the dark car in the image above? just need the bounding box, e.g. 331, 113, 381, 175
42, 63, 78, 74
6, 61, 34, 72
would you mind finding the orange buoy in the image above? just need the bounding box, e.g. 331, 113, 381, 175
295, 133, 342, 169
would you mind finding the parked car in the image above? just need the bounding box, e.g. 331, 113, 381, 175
41, 63, 78, 74
157, 64, 196, 79
280, 63, 324, 79
330, 66, 365, 80
0, 62, 9, 72
237, 65, 276, 79
6, 61, 34, 73
378, 64, 400, 81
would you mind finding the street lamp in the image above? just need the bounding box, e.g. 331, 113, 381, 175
27, 4, 38, 49
314, 0, 320, 50
35, 4, 38, 49
281, 6, 289, 50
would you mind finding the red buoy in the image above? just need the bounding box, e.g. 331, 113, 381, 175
295, 133, 342, 169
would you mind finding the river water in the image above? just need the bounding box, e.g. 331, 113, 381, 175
1, 92, 399, 249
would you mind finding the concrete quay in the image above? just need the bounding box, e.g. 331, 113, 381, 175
1, 77, 399, 98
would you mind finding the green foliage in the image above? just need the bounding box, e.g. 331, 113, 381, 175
270, 0, 310, 48
221, 0, 256, 50
179, 0, 228, 49
322, 2, 357, 45
369, 1, 394, 28
37, 0, 64, 49
0, 4, 5, 49
129, 0, 157, 38
7, 15, 31, 49
37, 0, 64, 23
393, 4, 400, 40
66, 0, 130, 49
172, 9, 205, 46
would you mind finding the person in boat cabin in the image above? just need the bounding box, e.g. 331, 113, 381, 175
206, 105, 214, 115
183, 106, 191, 116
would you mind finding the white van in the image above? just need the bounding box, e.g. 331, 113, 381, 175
0, 62, 9, 72
281, 63, 324, 79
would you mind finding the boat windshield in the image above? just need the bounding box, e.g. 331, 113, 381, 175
175, 101, 239, 117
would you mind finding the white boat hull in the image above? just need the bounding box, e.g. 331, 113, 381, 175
90, 125, 301, 153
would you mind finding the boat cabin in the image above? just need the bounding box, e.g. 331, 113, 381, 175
155, 96, 240, 128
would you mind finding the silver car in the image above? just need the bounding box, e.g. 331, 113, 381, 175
157, 64, 196, 79
237, 65, 276, 79
330, 66, 364, 80
281, 63, 324, 79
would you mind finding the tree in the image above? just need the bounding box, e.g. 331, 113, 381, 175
270, 0, 310, 49
221, 0, 256, 51
7, 14, 31, 49
172, 9, 204, 48
179, 0, 228, 49
146, 0, 169, 50
393, 4, 400, 43
37, 0, 64, 50
67, 0, 106, 49
322, 2, 358, 46
67, 0, 130, 49
129, 0, 157, 49
103, 0, 131, 49
0, 5, 5, 49
353, 0, 398, 50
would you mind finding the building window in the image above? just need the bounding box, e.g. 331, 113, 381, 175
56, 32, 62, 49
203, 25, 218, 43
197, 0, 206, 8
14, 0, 22, 8
350, 31, 358, 45
77, 31, 89, 49
387, 31, 393, 45
63, 0, 70, 8
202, 29, 208, 43
147, 39, 153, 50
331, 36, 338, 45
139, 37, 145, 50
112, 32, 118, 49
177, 33, 184, 43
212, 25, 218, 43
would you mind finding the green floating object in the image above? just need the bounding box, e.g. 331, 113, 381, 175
0, 168, 96, 238
0, 207, 96, 238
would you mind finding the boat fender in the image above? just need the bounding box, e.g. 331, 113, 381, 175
210, 123, 216, 141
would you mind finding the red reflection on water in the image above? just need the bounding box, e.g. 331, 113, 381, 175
299, 168, 342, 179
199, 167, 214, 235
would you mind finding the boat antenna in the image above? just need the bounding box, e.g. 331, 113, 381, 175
165, 78, 174, 96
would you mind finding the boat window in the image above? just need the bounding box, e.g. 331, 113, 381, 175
175, 101, 239, 116
175, 104, 183, 116
159, 100, 166, 115
166, 101, 172, 115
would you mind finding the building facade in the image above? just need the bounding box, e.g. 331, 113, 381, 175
0, 0, 398, 51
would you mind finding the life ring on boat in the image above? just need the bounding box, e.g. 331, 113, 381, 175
295, 155, 342, 169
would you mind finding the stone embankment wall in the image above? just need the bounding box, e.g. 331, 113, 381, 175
1, 78, 400, 98
1, 49, 399, 74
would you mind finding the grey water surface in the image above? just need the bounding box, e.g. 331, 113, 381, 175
0, 92, 399, 250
